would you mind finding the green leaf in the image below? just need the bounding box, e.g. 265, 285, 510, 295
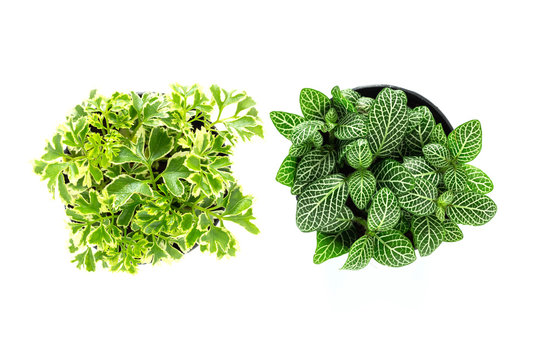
131, 92, 143, 113
296, 174, 348, 232
402, 156, 442, 185
276, 155, 298, 187
367, 188, 400, 232
411, 215, 444, 256
313, 228, 357, 264
356, 97, 373, 114
344, 138, 372, 169
446, 191, 497, 226
430, 123, 448, 146
394, 211, 412, 233
83, 248, 96, 272
42, 133, 65, 161
341, 236, 373, 270
366, 88, 408, 157
295, 148, 336, 186
200, 226, 231, 253
334, 112, 367, 140
289, 142, 312, 157
324, 107, 338, 127
57, 174, 72, 203
117, 201, 140, 227
444, 166, 467, 192
88, 224, 113, 248
105, 175, 154, 207
397, 177, 437, 216
423, 143, 451, 168
223, 208, 260, 235
270, 111, 304, 140
372, 159, 415, 195
299, 88, 331, 122
448, 119, 482, 163
291, 121, 324, 145
443, 219, 463, 242
347, 169, 376, 210
317, 206, 354, 233
463, 164, 494, 194
162, 154, 191, 197
373, 230, 416, 267
331, 86, 356, 113
405, 106, 435, 154
148, 242, 169, 264
148, 127, 173, 163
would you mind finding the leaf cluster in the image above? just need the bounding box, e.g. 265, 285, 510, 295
35, 84, 263, 273
271, 86, 496, 270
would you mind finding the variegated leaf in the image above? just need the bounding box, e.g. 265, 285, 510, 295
448, 119, 482, 163
275, 155, 298, 187
356, 97, 373, 114
430, 123, 448, 146
411, 215, 444, 257
397, 177, 437, 216
317, 206, 354, 233
296, 174, 348, 232
270, 111, 304, 140
423, 143, 451, 168
299, 88, 331, 122
373, 230, 416, 267
446, 191, 497, 226
405, 106, 435, 154
291, 121, 324, 145
347, 169, 376, 210
314, 228, 357, 264
367, 188, 400, 232
295, 148, 336, 186
331, 85, 356, 113
312, 132, 324, 148
394, 211, 412, 234
372, 159, 415, 195
334, 113, 367, 140
435, 206, 446, 222
437, 190, 454, 206
342, 89, 361, 104
463, 164, 493, 194
341, 236, 373, 270
402, 156, 442, 185
443, 219, 463, 242
444, 165, 467, 192
289, 142, 312, 157
366, 88, 408, 157
345, 138, 372, 169
325, 107, 338, 126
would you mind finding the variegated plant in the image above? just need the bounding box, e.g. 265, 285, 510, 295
35, 84, 263, 273
271, 86, 496, 270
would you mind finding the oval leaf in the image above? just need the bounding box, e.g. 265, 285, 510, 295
341, 236, 373, 270
423, 143, 451, 168
367, 188, 400, 232
299, 88, 331, 122
334, 112, 367, 140
373, 230, 416, 267
372, 159, 415, 195
463, 164, 493, 194
314, 228, 357, 264
347, 169, 376, 210
446, 191, 497, 226
295, 148, 337, 186
270, 111, 304, 139
345, 138, 372, 169
448, 119, 482, 163
276, 155, 298, 187
397, 177, 437, 216
411, 215, 444, 257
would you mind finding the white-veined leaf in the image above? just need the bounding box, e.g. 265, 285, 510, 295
444, 165, 467, 192
430, 123, 448, 146
446, 191, 496, 226
367, 188, 400, 232
402, 156, 442, 185
295, 148, 337, 186
296, 174, 348, 232
423, 143, 451, 168
443, 219, 463, 242
347, 169, 376, 210
331, 85, 356, 113
405, 106, 435, 154
463, 164, 493, 194
276, 155, 298, 187
372, 159, 415, 195
344, 138, 372, 169
356, 97, 373, 114
317, 206, 354, 233
334, 112, 367, 140
397, 177, 437, 216
373, 230, 416, 267
341, 236, 373, 270
289, 142, 312, 157
411, 215, 444, 256
270, 111, 304, 139
313, 228, 357, 264
291, 121, 324, 145
448, 119, 482, 163
299, 88, 331, 122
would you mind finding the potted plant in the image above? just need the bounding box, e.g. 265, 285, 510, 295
34, 84, 263, 273
271, 85, 496, 269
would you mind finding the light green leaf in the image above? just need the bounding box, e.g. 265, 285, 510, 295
296, 174, 348, 232
200, 226, 231, 253
148, 242, 169, 264
341, 236, 373, 270
313, 228, 357, 264
448, 119, 482, 163
402, 156, 442, 185
373, 230, 416, 267
430, 123, 448, 146
112, 146, 145, 164
397, 177, 437, 216
447, 191, 497, 226
105, 175, 154, 207
291, 121, 324, 145
325, 108, 338, 129
444, 166, 467, 192
269, 111, 304, 140
437, 190, 454, 207
423, 143, 451, 168
276, 155, 298, 187
299, 88, 331, 122
331, 85, 356, 113
295, 148, 336, 186
411, 215, 444, 256
344, 138, 372, 169
366, 88, 408, 157
148, 127, 173, 163
443, 219, 463, 242
88, 224, 113, 248
367, 188, 400, 232
405, 106, 435, 154
347, 169, 376, 210
162, 154, 191, 197
334, 112, 367, 140
317, 206, 354, 233
463, 164, 494, 194
223, 208, 260, 235
372, 159, 415, 195
42, 133, 65, 161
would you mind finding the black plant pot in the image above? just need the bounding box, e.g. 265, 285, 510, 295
353, 84, 453, 133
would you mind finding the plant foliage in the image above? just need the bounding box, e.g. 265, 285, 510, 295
35, 84, 263, 273
271, 86, 496, 270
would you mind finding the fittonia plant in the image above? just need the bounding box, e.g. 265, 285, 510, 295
271, 86, 496, 270
35, 84, 263, 273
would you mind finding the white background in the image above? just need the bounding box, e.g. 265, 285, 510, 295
1, 1, 538, 359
